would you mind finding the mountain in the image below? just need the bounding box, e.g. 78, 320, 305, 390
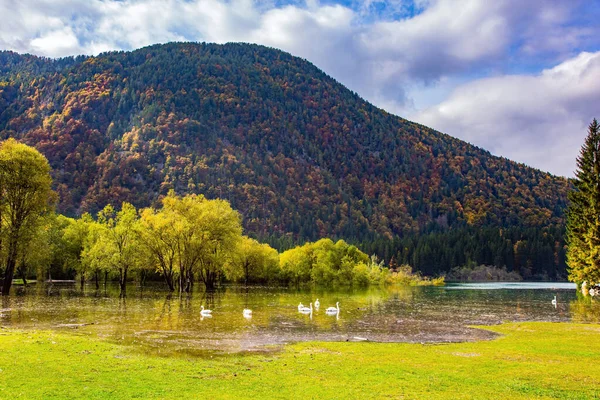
0, 42, 570, 276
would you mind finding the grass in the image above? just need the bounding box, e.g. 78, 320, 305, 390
0, 322, 599, 399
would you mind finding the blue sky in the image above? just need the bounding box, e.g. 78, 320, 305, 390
1, 0, 599, 176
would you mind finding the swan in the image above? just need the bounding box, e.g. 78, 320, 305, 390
314, 299, 320, 309
243, 308, 252, 316
200, 305, 212, 316
298, 302, 304, 311
299, 303, 313, 314
551, 296, 557, 307
326, 302, 340, 314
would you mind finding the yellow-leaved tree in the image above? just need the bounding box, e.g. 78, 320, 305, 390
0, 139, 55, 295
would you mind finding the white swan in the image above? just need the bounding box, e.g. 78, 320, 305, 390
298, 302, 304, 311
243, 308, 252, 316
314, 299, 320, 309
200, 305, 212, 316
326, 302, 340, 314
299, 303, 313, 314
551, 296, 557, 307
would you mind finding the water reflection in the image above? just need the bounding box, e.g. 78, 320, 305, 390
570, 294, 600, 323
0, 282, 597, 354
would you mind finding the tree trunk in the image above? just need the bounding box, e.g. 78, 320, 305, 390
2, 241, 18, 296
120, 268, 127, 294
104, 271, 108, 287
19, 254, 28, 287
80, 273, 85, 290
164, 272, 175, 292
205, 270, 216, 291
20, 265, 28, 288
94, 271, 99, 290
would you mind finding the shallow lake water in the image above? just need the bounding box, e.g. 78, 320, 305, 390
1, 281, 598, 355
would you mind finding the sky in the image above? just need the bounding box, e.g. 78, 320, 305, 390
1, 0, 600, 177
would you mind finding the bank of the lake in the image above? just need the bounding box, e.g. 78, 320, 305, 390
0, 322, 599, 399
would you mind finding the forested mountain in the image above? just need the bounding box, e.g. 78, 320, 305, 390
0, 42, 570, 278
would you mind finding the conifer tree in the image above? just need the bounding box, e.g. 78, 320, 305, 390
567, 119, 600, 287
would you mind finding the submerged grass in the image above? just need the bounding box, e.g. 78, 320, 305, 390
0, 322, 599, 399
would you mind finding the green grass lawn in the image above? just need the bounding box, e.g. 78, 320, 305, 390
0, 322, 599, 399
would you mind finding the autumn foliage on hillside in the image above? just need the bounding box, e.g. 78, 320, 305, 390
0, 43, 570, 276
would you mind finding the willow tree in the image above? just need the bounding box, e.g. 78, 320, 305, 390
226, 236, 279, 285
138, 192, 242, 292
567, 119, 600, 288
138, 201, 180, 291
83, 203, 141, 294
0, 139, 54, 295
164, 193, 242, 291
62, 213, 94, 289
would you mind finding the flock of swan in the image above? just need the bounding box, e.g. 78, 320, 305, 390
199, 298, 340, 319
200, 294, 561, 320
297, 299, 340, 315
201, 294, 560, 317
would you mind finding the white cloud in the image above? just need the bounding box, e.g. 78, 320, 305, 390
30, 27, 81, 56
1, 1, 593, 94
415, 51, 600, 177
0, 0, 599, 175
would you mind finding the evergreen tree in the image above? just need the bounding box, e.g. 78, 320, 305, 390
566, 119, 600, 286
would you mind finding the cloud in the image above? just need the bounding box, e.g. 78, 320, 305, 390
2, 1, 596, 101
0, 0, 599, 175
415, 51, 600, 177
30, 27, 81, 56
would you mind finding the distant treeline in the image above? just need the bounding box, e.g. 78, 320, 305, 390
263, 224, 567, 281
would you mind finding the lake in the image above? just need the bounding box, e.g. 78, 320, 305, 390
1, 282, 597, 355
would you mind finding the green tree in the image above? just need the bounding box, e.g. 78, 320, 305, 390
80, 218, 111, 287
226, 236, 279, 285
179, 195, 242, 290
83, 203, 140, 294
21, 214, 70, 284
567, 119, 600, 288
0, 139, 54, 295
139, 192, 243, 291
62, 214, 94, 289
280, 243, 313, 285
279, 239, 371, 286
138, 205, 179, 291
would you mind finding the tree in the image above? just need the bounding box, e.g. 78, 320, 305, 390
279, 238, 370, 286
21, 214, 70, 284
0, 139, 54, 295
138, 192, 243, 292
567, 119, 600, 288
138, 201, 181, 291
62, 214, 94, 289
83, 203, 141, 294
176, 194, 242, 291
226, 236, 279, 285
